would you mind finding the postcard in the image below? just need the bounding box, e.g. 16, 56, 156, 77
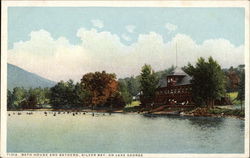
1, 0, 249, 158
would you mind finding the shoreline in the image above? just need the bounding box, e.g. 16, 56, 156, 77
145, 112, 245, 120
7, 109, 245, 120
7, 109, 124, 113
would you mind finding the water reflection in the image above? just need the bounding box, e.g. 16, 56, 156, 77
143, 115, 225, 130
239, 121, 245, 132
187, 117, 224, 130
8, 112, 244, 153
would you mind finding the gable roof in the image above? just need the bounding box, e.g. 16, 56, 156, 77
168, 67, 186, 76
158, 67, 192, 88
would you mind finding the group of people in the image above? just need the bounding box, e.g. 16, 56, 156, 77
44, 111, 88, 116
8, 111, 111, 116
8, 112, 33, 116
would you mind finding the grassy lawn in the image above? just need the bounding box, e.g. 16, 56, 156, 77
125, 101, 141, 108
226, 92, 244, 109
123, 101, 141, 112
227, 92, 238, 100
227, 92, 241, 105
208, 108, 244, 117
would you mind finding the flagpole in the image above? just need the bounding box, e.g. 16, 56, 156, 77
176, 42, 177, 68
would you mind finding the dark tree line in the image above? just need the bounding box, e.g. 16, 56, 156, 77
50, 80, 90, 109
235, 65, 245, 109
7, 71, 127, 110
7, 87, 50, 110
7, 61, 245, 110
223, 65, 245, 93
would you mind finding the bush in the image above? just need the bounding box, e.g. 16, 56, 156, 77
123, 106, 141, 112
208, 108, 244, 117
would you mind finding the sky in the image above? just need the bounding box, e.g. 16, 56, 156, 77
7, 7, 245, 82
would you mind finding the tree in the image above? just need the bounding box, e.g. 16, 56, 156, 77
183, 57, 226, 108
21, 93, 38, 109
105, 91, 126, 109
43, 87, 51, 105
8, 87, 52, 110
118, 80, 132, 105
7, 90, 14, 110
237, 66, 245, 110
12, 87, 27, 109
118, 76, 140, 100
65, 79, 77, 107
121, 91, 132, 105
50, 80, 91, 109
27, 88, 46, 108
50, 81, 69, 108
73, 82, 91, 107
81, 71, 118, 109
224, 66, 241, 92
139, 64, 159, 105
127, 77, 140, 96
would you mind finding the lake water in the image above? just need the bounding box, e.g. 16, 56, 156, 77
7, 111, 244, 153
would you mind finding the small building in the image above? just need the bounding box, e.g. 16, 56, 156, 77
133, 92, 141, 101
154, 67, 193, 106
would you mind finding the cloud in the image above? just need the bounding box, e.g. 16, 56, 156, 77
165, 23, 177, 33
8, 29, 244, 82
91, 19, 104, 28
8, 30, 90, 82
121, 34, 131, 41
125, 25, 136, 33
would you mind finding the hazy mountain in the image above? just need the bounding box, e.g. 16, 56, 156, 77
7, 63, 56, 90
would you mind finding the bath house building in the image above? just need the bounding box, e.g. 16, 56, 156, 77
154, 67, 193, 106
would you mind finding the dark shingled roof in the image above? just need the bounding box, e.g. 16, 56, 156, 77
169, 67, 186, 76
158, 78, 168, 87
176, 75, 192, 86
158, 67, 192, 88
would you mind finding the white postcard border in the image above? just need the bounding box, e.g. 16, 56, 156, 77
1, 1, 249, 158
